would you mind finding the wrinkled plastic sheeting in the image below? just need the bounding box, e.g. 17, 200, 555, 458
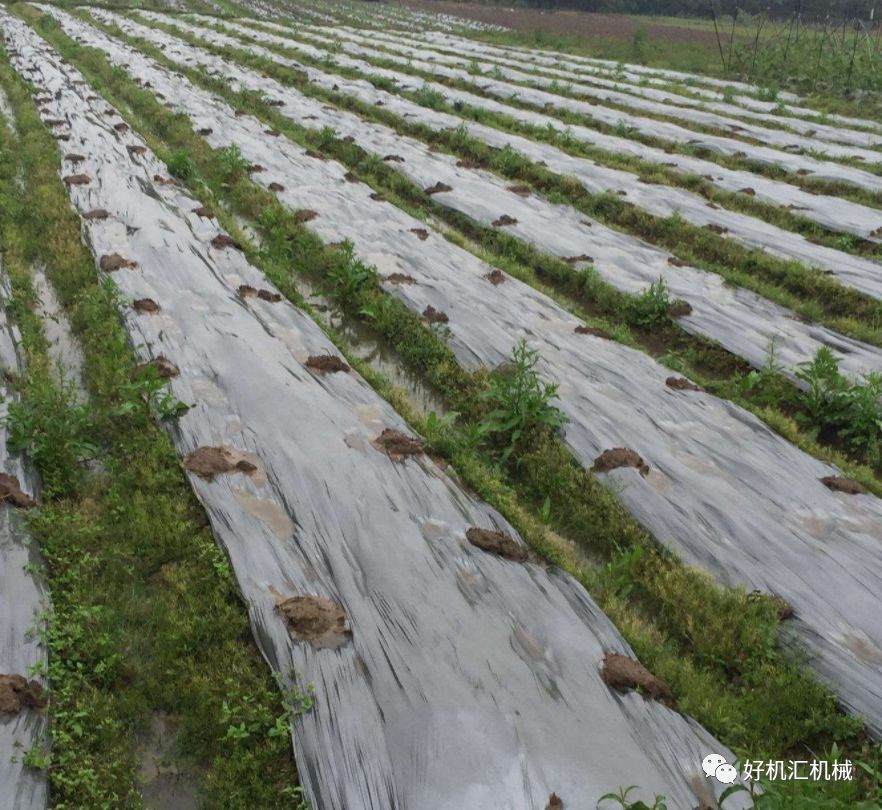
233, 16, 882, 192
174, 13, 882, 301
356, 25, 882, 150
227, 15, 882, 243
79, 10, 882, 381
3, 15, 756, 810
0, 267, 49, 810
49, 9, 882, 738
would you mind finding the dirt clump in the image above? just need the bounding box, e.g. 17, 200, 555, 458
211, 234, 242, 250
506, 184, 531, 197
183, 446, 257, 481
153, 174, 177, 186
294, 209, 319, 223
44, 118, 65, 127
667, 300, 693, 318
422, 305, 448, 324
268, 182, 285, 192
192, 206, 214, 218
344, 171, 359, 183
666, 376, 702, 392
133, 298, 161, 314
797, 168, 812, 176
592, 447, 649, 477
267, 99, 284, 107
705, 223, 728, 235
821, 476, 866, 495
492, 214, 518, 227
386, 273, 416, 285
63, 173, 91, 186
383, 154, 405, 162
126, 144, 146, 156
55, 133, 70, 142
135, 356, 180, 379
265, 128, 280, 136
425, 181, 452, 194
276, 595, 352, 649
306, 354, 350, 374
113, 122, 129, 133
374, 428, 424, 460
466, 527, 528, 562
197, 127, 213, 136
546, 794, 564, 810
82, 208, 110, 221
0, 674, 47, 714
484, 269, 506, 285
0, 474, 37, 509
410, 228, 430, 241
667, 257, 687, 267
99, 253, 137, 272
64, 153, 86, 163
249, 164, 265, 173
562, 254, 593, 264
601, 652, 674, 707
738, 187, 756, 195
456, 159, 479, 169
574, 325, 610, 338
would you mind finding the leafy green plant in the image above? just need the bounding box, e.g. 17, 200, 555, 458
217, 143, 251, 177
598, 785, 667, 810
412, 83, 447, 110
478, 340, 567, 464
325, 241, 378, 304
627, 277, 674, 328
166, 149, 198, 182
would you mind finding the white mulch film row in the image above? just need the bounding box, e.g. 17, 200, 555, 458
330, 24, 882, 151
47, 6, 882, 744
0, 264, 49, 810
82, 11, 882, 382
2, 12, 754, 810
242, 16, 882, 192
227, 14, 882, 245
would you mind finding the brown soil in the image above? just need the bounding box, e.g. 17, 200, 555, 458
821, 476, 867, 495
0, 674, 47, 714
99, 253, 137, 272
344, 171, 359, 183
265, 128, 280, 137
113, 122, 129, 132
411, 228, 430, 240
64, 153, 85, 162
268, 182, 285, 192
466, 527, 528, 562
484, 269, 507, 285
135, 356, 180, 379
211, 234, 242, 250
386, 273, 416, 285
294, 209, 319, 223
456, 159, 479, 169
127, 145, 147, 156
506, 184, 531, 197
425, 181, 453, 194
44, 118, 65, 127
666, 376, 702, 392
63, 173, 91, 186
55, 133, 70, 142
591, 447, 649, 477
374, 428, 425, 460
383, 154, 405, 162
249, 164, 265, 173
667, 300, 693, 318
153, 174, 178, 186
275, 595, 352, 649
133, 298, 161, 314
0, 473, 37, 509
257, 289, 283, 302
370, 192, 385, 202
306, 354, 350, 373
82, 208, 110, 221
423, 305, 449, 324
197, 127, 213, 136
738, 187, 756, 195
546, 795, 564, 810
267, 99, 284, 107
574, 325, 611, 338
182, 446, 257, 481
562, 254, 593, 264
192, 206, 214, 218
492, 214, 518, 227
705, 223, 728, 235
667, 257, 686, 267
601, 652, 674, 707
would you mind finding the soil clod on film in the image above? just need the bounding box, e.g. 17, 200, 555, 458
422, 305, 448, 324
268, 182, 285, 192
133, 298, 161, 314
82, 208, 110, 221
601, 652, 674, 707
64, 153, 85, 163
506, 184, 531, 197
705, 224, 729, 235
0, 473, 37, 509
821, 476, 867, 495
126, 144, 146, 156
425, 181, 452, 195
0, 674, 47, 714
382, 154, 405, 162
386, 273, 416, 285
183, 446, 257, 481
294, 209, 319, 223
370, 192, 385, 202
484, 269, 506, 285
113, 122, 129, 133
666, 376, 703, 392
667, 300, 693, 318
275, 595, 352, 649
667, 257, 686, 267
63, 173, 91, 186
306, 354, 350, 374
264, 128, 280, 136
197, 127, 213, 136
257, 289, 283, 303
99, 253, 137, 272
492, 214, 518, 227
135, 356, 180, 379
574, 325, 611, 338
466, 527, 528, 562
546, 794, 564, 810
374, 428, 424, 460
562, 254, 593, 265
153, 174, 178, 187
211, 234, 242, 251
738, 187, 756, 195
249, 164, 265, 173
592, 448, 649, 477
410, 228, 430, 241
192, 206, 214, 218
